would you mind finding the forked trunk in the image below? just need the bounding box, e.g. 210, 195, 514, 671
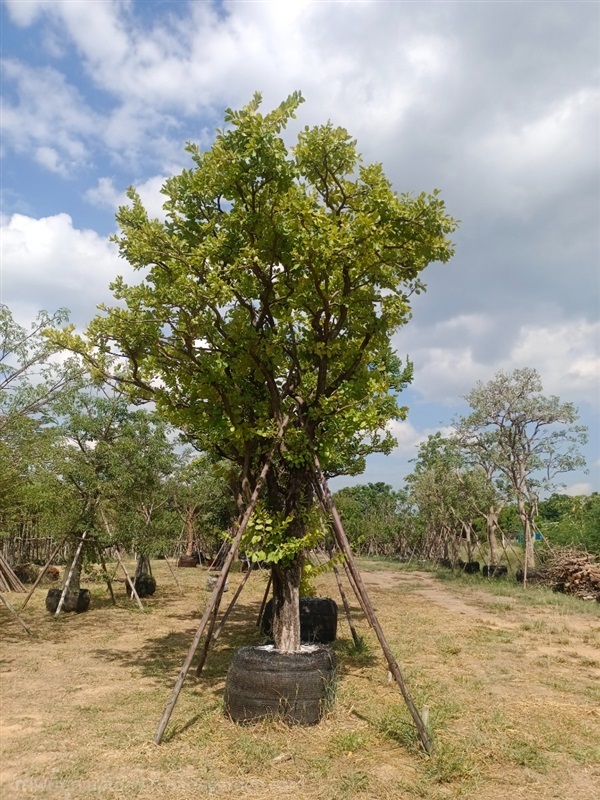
271, 556, 302, 653
135, 554, 152, 580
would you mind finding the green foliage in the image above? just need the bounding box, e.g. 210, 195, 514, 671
52, 91, 456, 491
538, 493, 600, 554
333, 482, 408, 555
241, 502, 325, 567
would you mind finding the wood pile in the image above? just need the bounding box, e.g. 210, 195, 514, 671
545, 548, 600, 601
0, 553, 27, 592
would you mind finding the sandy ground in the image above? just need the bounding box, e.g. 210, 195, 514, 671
1, 562, 599, 800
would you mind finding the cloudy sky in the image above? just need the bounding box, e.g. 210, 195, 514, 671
1, 0, 598, 494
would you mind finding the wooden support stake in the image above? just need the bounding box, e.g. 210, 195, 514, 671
0, 592, 35, 636
256, 571, 273, 628
20, 538, 67, 611
164, 557, 184, 596
113, 547, 144, 611
195, 567, 253, 679
0, 552, 26, 592
55, 532, 87, 617
97, 547, 116, 606
154, 434, 282, 745
99, 508, 144, 610
312, 454, 433, 756
328, 552, 361, 648
340, 550, 375, 628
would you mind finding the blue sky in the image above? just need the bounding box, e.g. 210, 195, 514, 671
1, 0, 599, 494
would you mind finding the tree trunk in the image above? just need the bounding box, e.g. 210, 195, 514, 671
517, 496, 535, 570
135, 554, 151, 580
271, 556, 302, 653
185, 508, 195, 556
266, 465, 312, 654
63, 541, 83, 593
485, 511, 500, 566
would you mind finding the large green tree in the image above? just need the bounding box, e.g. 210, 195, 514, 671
55, 93, 457, 651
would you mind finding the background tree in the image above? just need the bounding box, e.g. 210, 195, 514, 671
0, 304, 79, 432
99, 410, 181, 580
538, 492, 600, 554
334, 483, 404, 556
455, 368, 587, 572
55, 92, 457, 651
0, 305, 80, 544
170, 455, 238, 559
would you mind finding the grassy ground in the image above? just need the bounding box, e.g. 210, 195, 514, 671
1, 558, 599, 799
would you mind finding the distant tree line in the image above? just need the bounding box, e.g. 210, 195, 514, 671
335, 368, 591, 568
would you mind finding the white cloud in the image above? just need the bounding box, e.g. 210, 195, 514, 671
387, 419, 454, 457
399, 315, 600, 408
0, 212, 135, 329
563, 482, 594, 497
1, 59, 99, 174
85, 173, 175, 221
35, 145, 67, 176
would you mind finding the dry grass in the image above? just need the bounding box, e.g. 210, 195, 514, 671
1, 558, 599, 799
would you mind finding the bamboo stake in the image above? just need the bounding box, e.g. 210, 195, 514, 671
195, 567, 253, 679
99, 508, 144, 610
19, 538, 67, 611
0, 552, 26, 592
112, 547, 144, 611
97, 547, 116, 605
328, 551, 361, 648
340, 550, 375, 627
256, 571, 273, 628
312, 454, 433, 755
0, 592, 35, 636
164, 557, 184, 596
55, 532, 87, 617
154, 431, 283, 745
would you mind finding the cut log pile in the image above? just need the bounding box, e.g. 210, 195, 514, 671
545, 548, 600, 601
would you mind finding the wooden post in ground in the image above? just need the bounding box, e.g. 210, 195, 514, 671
195, 567, 253, 679
96, 546, 116, 605
256, 571, 273, 628
154, 437, 282, 745
0, 592, 35, 636
112, 547, 144, 611
19, 538, 67, 611
55, 532, 87, 617
99, 508, 144, 610
327, 552, 361, 649
339, 551, 375, 627
164, 557, 184, 596
312, 453, 433, 755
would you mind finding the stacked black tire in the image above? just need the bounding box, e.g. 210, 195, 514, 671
224, 645, 336, 725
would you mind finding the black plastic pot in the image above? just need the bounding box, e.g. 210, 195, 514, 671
482, 565, 508, 578
45, 588, 91, 614
126, 575, 157, 598
516, 569, 548, 584
224, 644, 336, 725
261, 596, 338, 644
177, 555, 199, 568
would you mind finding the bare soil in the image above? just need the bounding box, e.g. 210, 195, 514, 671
1, 560, 599, 799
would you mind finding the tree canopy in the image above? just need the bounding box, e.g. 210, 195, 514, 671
57, 92, 457, 489
53, 92, 457, 650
